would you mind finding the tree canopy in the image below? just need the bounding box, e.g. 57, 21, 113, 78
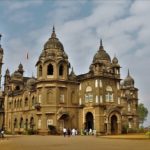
138, 103, 148, 126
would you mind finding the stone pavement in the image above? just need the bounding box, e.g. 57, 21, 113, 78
0, 135, 150, 150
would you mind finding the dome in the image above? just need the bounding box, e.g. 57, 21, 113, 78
123, 70, 134, 87
44, 27, 64, 51
11, 71, 22, 78
112, 56, 118, 64
18, 63, 24, 74
93, 40, 111, 63
27, 77, 36, 90
18, 63, 23, 70
27, 77, 36, 86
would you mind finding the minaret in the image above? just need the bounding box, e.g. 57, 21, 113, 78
0, 34, 4, 88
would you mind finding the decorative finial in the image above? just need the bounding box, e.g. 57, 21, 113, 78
51, 25, 56, 38
53, 25, 55, 32
100, 39, 103, 46
99, 39, 104, 50
128, 69, 130, 77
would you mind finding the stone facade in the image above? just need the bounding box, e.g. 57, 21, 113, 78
3, 27, 139, 134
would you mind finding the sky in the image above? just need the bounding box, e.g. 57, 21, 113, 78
0, 0, 150, 126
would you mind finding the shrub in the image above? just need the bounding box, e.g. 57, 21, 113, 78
48, 125, 57, 135
122, 124, 129, 134
27, 129, 38, 135
145, 131, 150, 139
128, 128, 138, 133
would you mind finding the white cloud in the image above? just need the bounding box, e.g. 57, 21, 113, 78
4, 0, 43, 12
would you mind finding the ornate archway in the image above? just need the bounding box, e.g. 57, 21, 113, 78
111, 115, 118, 134
85, 112, 94, 130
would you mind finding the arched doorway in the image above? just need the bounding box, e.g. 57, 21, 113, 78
85, 112, 94, 130
30, 117, 34, 130
58, 113, 69, 132
111, 115, 118, 134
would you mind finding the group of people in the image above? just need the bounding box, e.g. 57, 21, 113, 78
63, 128, 78, 137
0, 128, 4, 138
82, 128, 97, 136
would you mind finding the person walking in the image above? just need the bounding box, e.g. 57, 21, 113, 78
67, 128, 71, 137
0, 128, 4, 138
63, 128, 67, 137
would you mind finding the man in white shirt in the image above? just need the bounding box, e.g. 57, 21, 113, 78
63, 128, 67, 137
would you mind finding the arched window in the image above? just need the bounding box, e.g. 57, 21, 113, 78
59, 64, 63, 76
39, 65, 42, 77
14, 118, 18, 128
20, 118, 23, 128
105, 86, 113, 102
25, 97, 28, 106
85, 86, 93, 102
32, 96, 35, 106
25, 118, 28, 130
30, 117, 34, 129
47, 64, 53, 75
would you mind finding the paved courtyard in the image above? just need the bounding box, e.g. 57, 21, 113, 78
0, 135, 150, 150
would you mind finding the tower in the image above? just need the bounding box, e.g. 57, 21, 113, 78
0, 34, 4, 87
36, 26, 70, 80
0, 34, 4, 129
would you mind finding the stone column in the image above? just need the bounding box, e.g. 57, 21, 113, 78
107, 123, 111, 134
117, 122, 121, 134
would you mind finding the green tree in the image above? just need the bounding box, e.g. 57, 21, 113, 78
138, 103, 148, 127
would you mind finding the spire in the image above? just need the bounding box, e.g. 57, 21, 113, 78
99, 39, 104, 50
51, 25, 56, 38
127, 69, 130, 77
5, 68, 10, 75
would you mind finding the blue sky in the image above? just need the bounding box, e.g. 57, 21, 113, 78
0, 0, 150, 126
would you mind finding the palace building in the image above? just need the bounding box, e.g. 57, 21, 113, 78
2, 27, 139, 134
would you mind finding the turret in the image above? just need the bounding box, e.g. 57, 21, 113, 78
18, 63, 24, 75
36, 26, 70, 81
112, 55, 120, 76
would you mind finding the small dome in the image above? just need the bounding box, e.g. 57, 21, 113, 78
11, 71, 22, 78
18, 63, 23, 69
112, 56, 118, 64
93, 50, 111, 62
18, 63, 24, 74
27, 77, 36, 86
93, 40, 111, 63
5, 68, 10, 76
123, 70, 134, 87
44, 27, 64, 51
